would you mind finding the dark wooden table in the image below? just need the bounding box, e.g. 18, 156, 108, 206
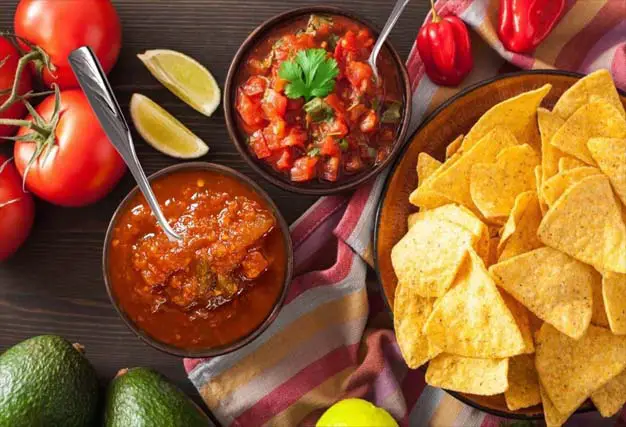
0, 0, 428, 417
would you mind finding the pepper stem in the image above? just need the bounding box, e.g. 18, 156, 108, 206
430, 0, 441, 22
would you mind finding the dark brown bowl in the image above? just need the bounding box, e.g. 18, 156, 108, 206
224, 6, 412, 195
374, 70, 626, 419
102, 162, 293, 358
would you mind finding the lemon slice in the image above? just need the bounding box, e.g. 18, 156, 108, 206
137, 49, 221, 117
130, 93, 209, 159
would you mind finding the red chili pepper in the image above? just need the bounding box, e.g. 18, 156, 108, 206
498, 0, 565, 53
417, 1, 473, 87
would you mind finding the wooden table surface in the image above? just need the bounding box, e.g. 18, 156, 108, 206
0, 0, 428, 417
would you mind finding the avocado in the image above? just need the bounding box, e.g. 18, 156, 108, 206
0, 335, 99, 427
104, 367, 212, 427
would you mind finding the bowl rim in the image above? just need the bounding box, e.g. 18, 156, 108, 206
371, 69, 624, 420
223, 5, 413, 196
102, 162, 294, 358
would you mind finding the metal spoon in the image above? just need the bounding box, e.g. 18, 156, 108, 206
368, 0, 412, 82
68, 46, 182, 243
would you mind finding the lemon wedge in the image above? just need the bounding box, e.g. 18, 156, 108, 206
137, 49, 221, 117
130, 93, 209, 159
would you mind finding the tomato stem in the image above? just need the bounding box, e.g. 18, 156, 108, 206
0, 118, 50, 138
430, 0, 441, 22
0, 50, 42, 113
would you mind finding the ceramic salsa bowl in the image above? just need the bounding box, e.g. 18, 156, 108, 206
374, 70, 626, 419
102, 162, 293, 358
224, 6, 412, 195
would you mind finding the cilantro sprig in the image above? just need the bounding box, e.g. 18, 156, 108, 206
278, 48, 339, 101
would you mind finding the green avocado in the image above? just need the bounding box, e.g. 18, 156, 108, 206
0, 335, 99, 427
104, 367, 211, 427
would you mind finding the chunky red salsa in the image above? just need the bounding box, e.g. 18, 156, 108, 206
235, 14, 404, 183
107, 170, 287, 349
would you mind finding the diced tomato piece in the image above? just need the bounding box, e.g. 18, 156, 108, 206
275, 148, 294, 171
261, 118, 288, 151
360, 110, 378, 133
237, 89, 266, 129
324, 94, 346, 115
345, 153, 364, 173
348, 104, 368, 122
320, 136, 340, 156
346, 61, 373, 92
321, 156, 341, 182
290, 157, 318, 182
242, 76, 267, 97
249, 130, 271, 159
287, 98, 305, 111
326, 117, 349, 138
356, 29, 374, 49
281, 128, 308, 148
336, 31, 357, 59
262, 89, 288, 119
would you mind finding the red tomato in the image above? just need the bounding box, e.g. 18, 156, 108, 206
346, 61, 373, 92
321, 156, 340, 182
320, 136, 340, 156
280, 128, 307, 148
290, 157, 318, 182
13, 90, 126, 206
360, 110, 379, 133
237, 89, 266, 129
0, 155, 34, 261
261, 89, 288, 119
275, 149, 294, 171
242, 76, 267, 97
249, 130, 271, 159
14, 0, 121, 89
0, 37, 32, 139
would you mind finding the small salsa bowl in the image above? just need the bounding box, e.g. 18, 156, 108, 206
224, 6, 412, 195
102, 162, 293, 358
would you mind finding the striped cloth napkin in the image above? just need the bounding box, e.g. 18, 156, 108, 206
184, 0, 626, 425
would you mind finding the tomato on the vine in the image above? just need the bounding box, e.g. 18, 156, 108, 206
13, 89, 126, 207
0, 36, 32, 138
14, 0, 122, 89
0, 155, 34, 261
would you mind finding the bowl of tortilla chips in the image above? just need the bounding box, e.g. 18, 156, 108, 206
374, 69, 626, 424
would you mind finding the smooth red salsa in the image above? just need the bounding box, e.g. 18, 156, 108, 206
235, 14, 404, 183
107, 170, 286, 349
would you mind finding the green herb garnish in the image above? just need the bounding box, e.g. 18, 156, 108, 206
381, 102, 402, 123
338, 139, 349, 151
279, 48, 339, 101
328, 34, 340, 50
307, 147, 321, 157
303, 97, 335, 123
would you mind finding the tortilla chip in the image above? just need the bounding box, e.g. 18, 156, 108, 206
538, 108, 566, 185
498, 191, 543, 261
591, 368, 626, 417
393, 282, 441, 368
470, 144, 539, 223
536, 323, 626, 415
558, 156, 587, 172
540, 384, 575, 427
487, 236, 500, 267
446, 135, 464, 159
417, 152, 442, 187
541, 166, 602, 207
553, 69, 626, 120
407, 204, 489, 261
591, 270, 610, 327
461, 85, 551, 152
407, 212, 419, 229
391, 217, 474, 297
424, 250, 526, 358
425, 353, 508, 396
505, 354, 541, 411
603, 272, 626, 335
588, 137, 626, 206
489, 247, 593, 339
413, 127, 520, 214
551, 101, 626, 166
538, 174, 626, 274
408, 153, 461, 210
499, 289, 535, 353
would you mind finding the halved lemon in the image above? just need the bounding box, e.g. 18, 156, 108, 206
137, 49, 221, 117
130, 93, 209, 159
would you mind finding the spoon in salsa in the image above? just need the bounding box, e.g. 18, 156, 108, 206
68, 46, 183, 243
368, 0, 412, 82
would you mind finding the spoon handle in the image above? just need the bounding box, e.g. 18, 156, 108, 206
68, 46, 181, 242
370, 0, 412, 65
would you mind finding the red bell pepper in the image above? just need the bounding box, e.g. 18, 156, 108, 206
498, 0, 565, 53
417, 1, 473, 87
